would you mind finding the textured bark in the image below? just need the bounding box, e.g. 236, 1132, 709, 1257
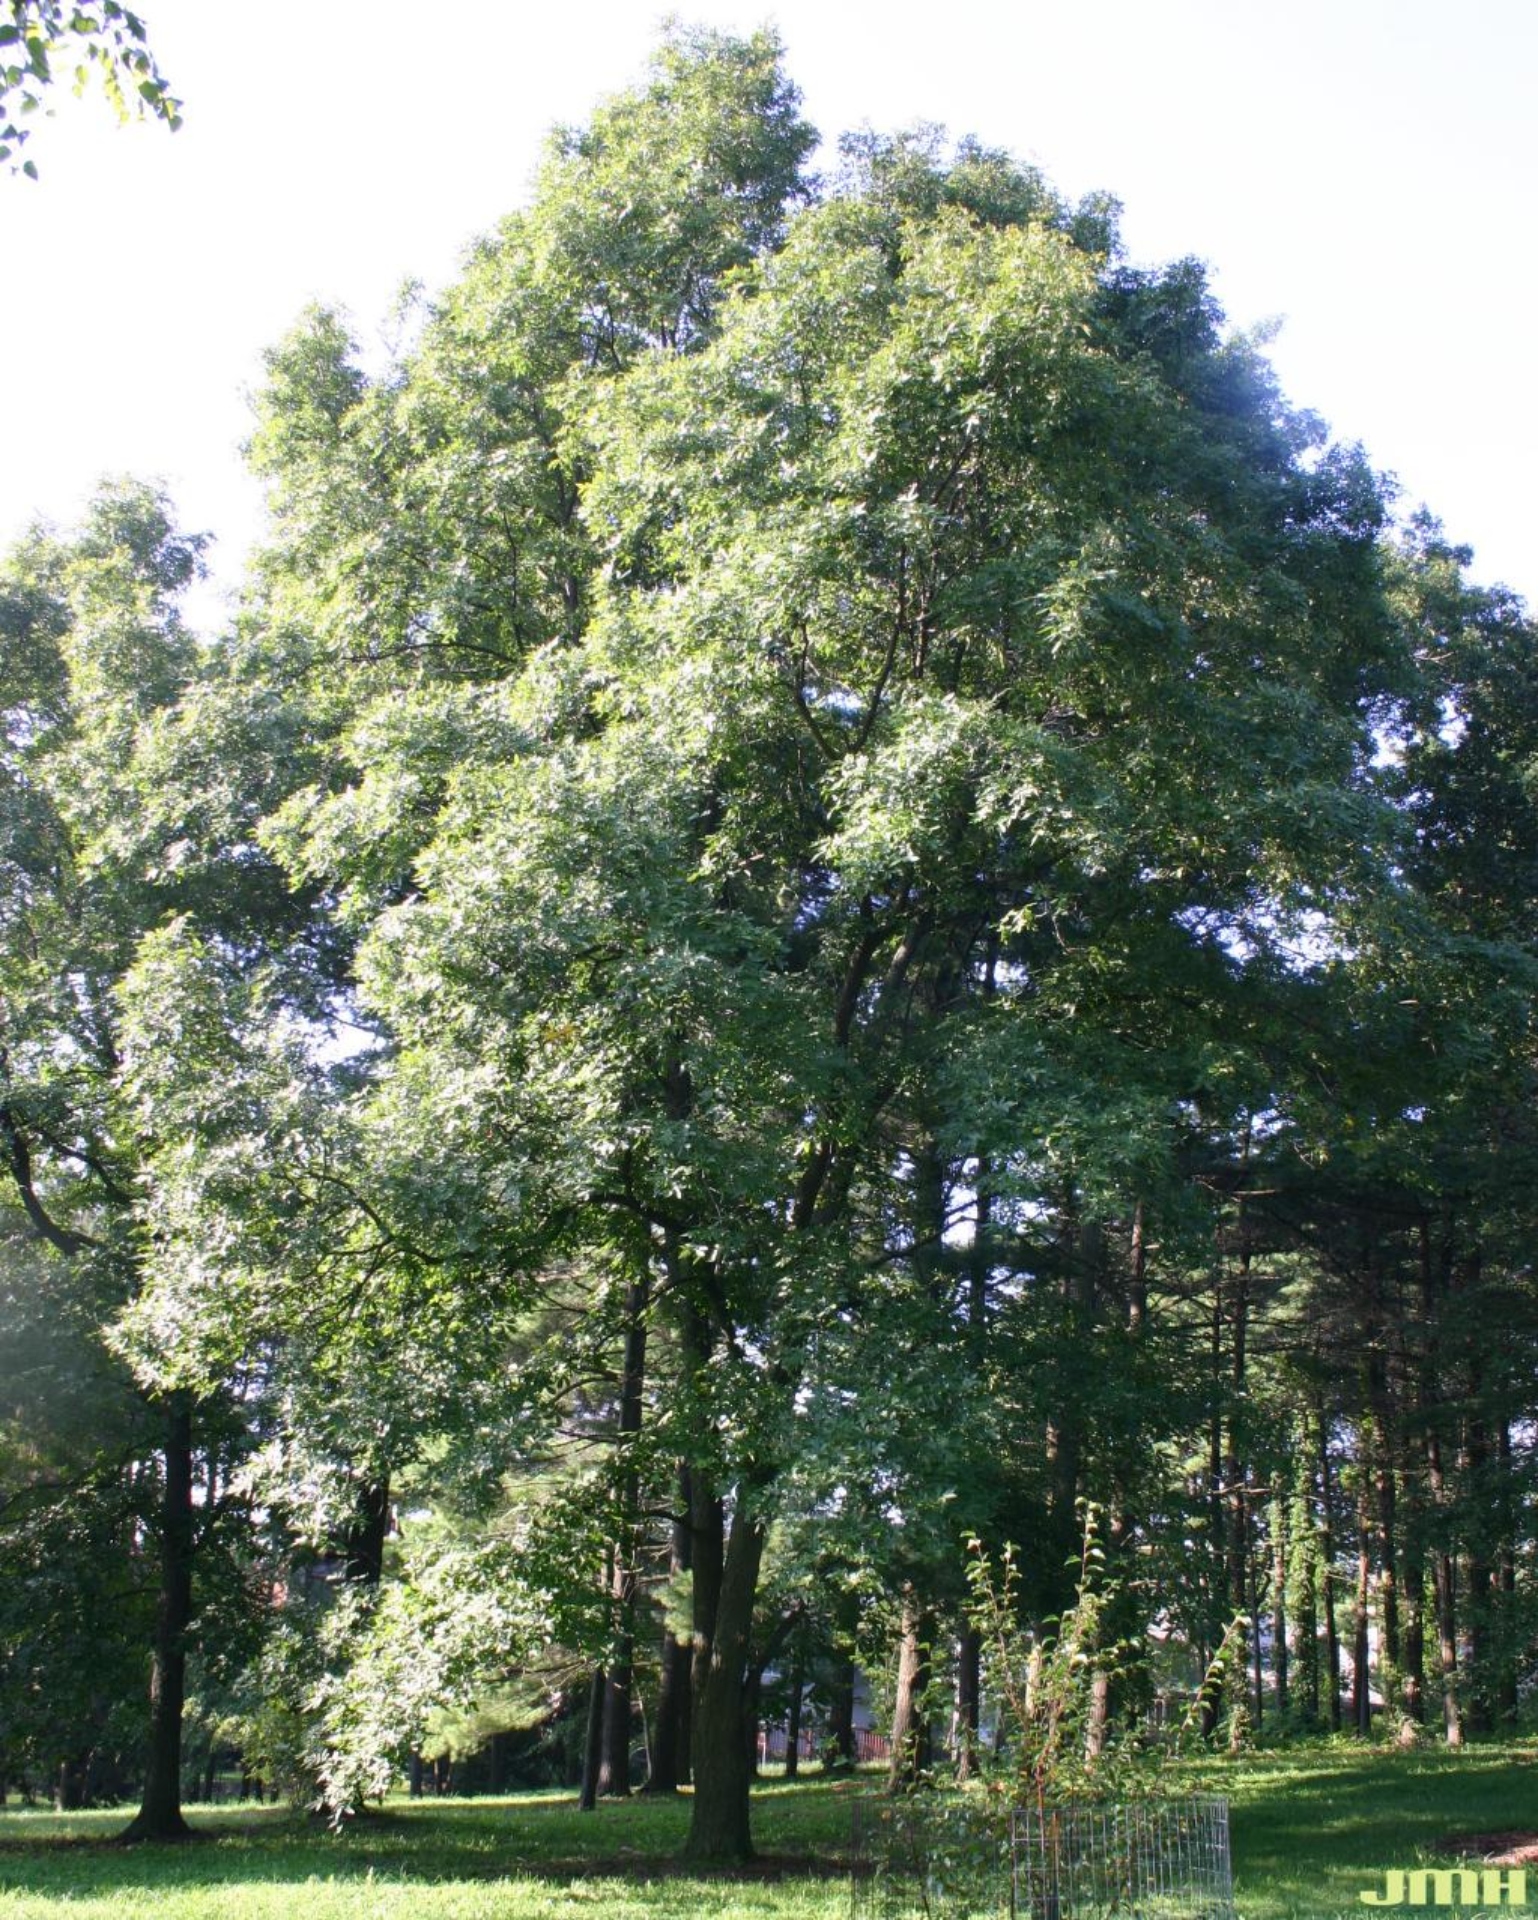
121, 1395, 194, 1842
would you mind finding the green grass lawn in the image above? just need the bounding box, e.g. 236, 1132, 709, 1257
0, 1745, 1533, 1919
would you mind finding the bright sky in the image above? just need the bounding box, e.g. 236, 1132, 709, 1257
4, 0, 1535, 620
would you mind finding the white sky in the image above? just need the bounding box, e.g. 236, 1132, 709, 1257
3, 0, 1535, 619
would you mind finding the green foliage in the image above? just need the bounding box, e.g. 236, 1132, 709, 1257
0, 0, 180, 176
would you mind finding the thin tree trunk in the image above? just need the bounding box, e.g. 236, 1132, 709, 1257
646, 1465, 693, 1793
1352, 1468, 1373, 1737
955, 1624, 981, 1782
955, 1163, 990, 1785
887, 1594, 933, 1790
1289, 1422, 1320, 1724
827, 1658, 856, 1771
1247, 1510, 1264, 1735
1420, 1217, 1462, 1746
578, 1665, 606, 1811
1497, 1421, 1518, 1724
1085, 1670, 1111, 1765
783, 1648, 805, 1780
1462, 1399, 1494, 1736
1223, 1196, 1250, 1737
121, 1394, 194, 1842
1318, 1407, 1343, 1734
599, 1271, 650, 1796
1271, 1494, 1289, 1720
1430, 1523, 1463, 1746
1369, 1380, 1399, 1697
1202, 1276, 1224, 1740
1400, 1470, 1426, 1725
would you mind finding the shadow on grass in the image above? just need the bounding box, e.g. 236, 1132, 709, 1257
1, 1752, 1534, 1916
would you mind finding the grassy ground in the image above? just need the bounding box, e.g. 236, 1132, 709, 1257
0, 1745, 1532, 1918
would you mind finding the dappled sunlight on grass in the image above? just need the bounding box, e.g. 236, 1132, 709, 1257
1, 1748, 1535, 1917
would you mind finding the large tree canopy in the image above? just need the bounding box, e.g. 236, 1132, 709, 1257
212, 25, 1445, 1860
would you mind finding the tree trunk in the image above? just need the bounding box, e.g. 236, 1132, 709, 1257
646, 1465, 693, 1793
955, 1624, 981, 1782
955, 1163, 990, 1785
827, 1658, 856, 1771
743, 1664, 762, 1778
121, 1394, 194, 1842
1352, 1469, 1373, 1737
1085, 1669, 1111, 1765
599, 1271, 650, 1796
1367, 1366, 1399, 1704
1462, 1404, 1494, 1736
1419, 1218, 1462, 1746
1430, 1528, 1463, 1746
1289, 1423, 1320, 1724
54, 1756, 87, 1812
1400, 1457, 1426, 1724
343, 1476, 390, 1586
887, 1593, 932, 1790
1496, 1421, 1518, 1724
578, 1664, 606, 1811
1271, 1494, 1289, 1720
683, 1499, 765, 1863
598, 1645, 634, 1794
784, 1651, 804, 1780
1223, 1201, 1250, 1736
1317, 1408, 1342, 1734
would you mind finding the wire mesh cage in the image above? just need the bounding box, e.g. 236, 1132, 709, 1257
850, 1793, 1236, 1920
